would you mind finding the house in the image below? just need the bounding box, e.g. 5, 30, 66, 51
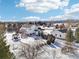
43, 28, 67, 39
19, 25, 39, 36
51, 29, 67, 39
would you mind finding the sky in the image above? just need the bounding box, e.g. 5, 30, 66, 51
0, 0, 79, 21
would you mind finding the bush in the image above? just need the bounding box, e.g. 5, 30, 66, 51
75, 28, 79, 43
47, 40, 51, 45
47, 34, 55, 45
61, 45, 75, 54
0, 24, 5, 32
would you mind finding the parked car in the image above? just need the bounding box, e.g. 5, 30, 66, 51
12, 34, 20, 42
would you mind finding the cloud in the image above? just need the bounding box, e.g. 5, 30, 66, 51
65, 3, 79, 14
49, 14, 79, 21
16, 0, 69, 13
49, 15, 67, 21
49, 3, 79, 21
22, 16, 40, 21
22, 16, 49, 21
0, 19, 18, 22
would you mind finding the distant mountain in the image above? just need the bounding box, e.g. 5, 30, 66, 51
0, 19, 79, 23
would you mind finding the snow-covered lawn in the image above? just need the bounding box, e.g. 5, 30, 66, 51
5, 32, 79, 59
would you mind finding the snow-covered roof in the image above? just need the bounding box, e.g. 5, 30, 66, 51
43, 30, 53, 35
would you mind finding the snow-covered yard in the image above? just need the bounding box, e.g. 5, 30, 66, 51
5, 32, 79, 59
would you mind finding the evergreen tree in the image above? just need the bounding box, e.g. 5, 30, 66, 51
66, 29, 74, 42
0, 32, 13, 59
75, 27, 79, 43
61, 29, 75, 54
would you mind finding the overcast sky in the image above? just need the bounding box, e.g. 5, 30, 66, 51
0, 0, 79, 21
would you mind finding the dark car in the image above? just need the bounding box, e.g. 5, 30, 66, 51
12, 34, 20, 42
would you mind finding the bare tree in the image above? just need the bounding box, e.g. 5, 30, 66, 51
18, 41, 48, 59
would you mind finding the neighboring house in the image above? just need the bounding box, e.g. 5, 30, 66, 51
51, 30, 67, 39
20, 25, 38, 35
43, 29, 66, 39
